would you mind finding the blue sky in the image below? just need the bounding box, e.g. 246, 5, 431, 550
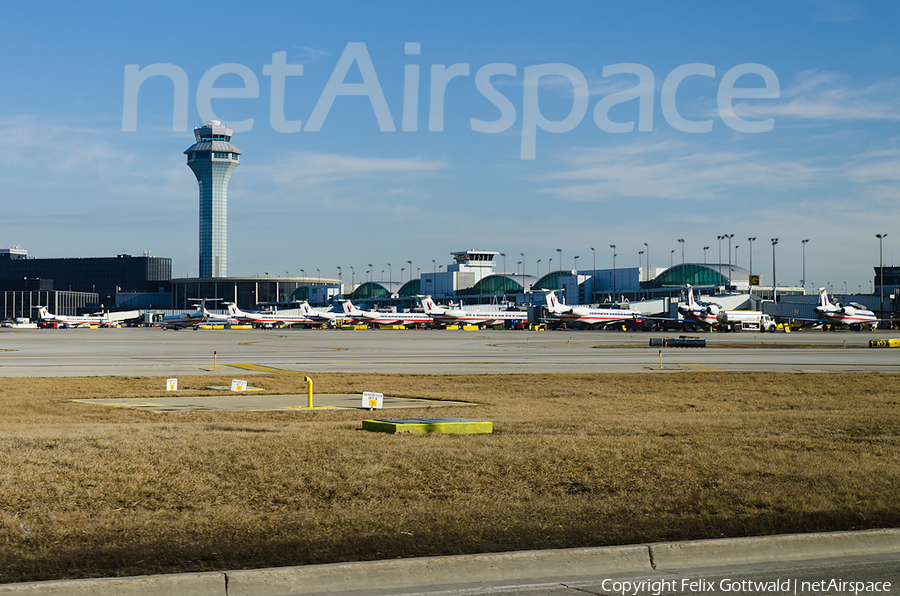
1, 1, 898, 292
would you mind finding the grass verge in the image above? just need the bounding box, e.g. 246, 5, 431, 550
0, 372, 898, 583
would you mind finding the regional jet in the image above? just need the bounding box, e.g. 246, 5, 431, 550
418, 295, 527, 327
297, 301, 355, 326
540, 290, 643, 328
342, 300, 433, 327
225, 302, 317, 328
814, 288, 878, 330
159, 299, 213, 330
35, 307, 111, 328
677, 286, 721, 329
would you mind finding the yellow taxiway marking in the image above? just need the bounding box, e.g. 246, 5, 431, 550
678, 363, 721, 372
227, 364, 299, 373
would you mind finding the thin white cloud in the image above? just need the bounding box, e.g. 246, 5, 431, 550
0, 116, 126, 172
292, 46, 329, 63
733, 70, 900, 122
243, 151, 447, 189
536, 139, 900, 205
537, 141, 826, 202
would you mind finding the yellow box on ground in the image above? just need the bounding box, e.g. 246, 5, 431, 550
362, 417, 492, 435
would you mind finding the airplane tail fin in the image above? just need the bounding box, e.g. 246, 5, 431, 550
687, 285, 698, 308
418, 295, 439, 314
818, 288, 830, 308
543, 290, 564, 314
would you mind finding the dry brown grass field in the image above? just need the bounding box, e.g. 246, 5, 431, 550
0, 372, 898, 583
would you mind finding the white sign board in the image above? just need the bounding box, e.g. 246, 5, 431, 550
231, 379, 248, 392
362, 391, 384, 409
166, 378, 178, 391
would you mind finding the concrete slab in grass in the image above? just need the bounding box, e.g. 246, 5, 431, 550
363, 417, 492, 434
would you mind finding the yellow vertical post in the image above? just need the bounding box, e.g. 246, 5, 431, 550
214, 351, 217, 370
305, 376, 313, 408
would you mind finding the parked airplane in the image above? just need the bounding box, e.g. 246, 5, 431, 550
540, 290, 643, 328
159, 299, 214, 330
35, 307, 111, 328
418, 295, 527, 327
814, 288, 878, 330
342, 300, 433, 327
225, 302, 317, 328
677, 286, 720, 329
297, 301, 355, 326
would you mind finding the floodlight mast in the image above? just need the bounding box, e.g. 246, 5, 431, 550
877, 233, 888, 320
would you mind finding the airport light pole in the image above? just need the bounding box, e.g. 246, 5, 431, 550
801, 239, 809, 290
703, 246, 709, 264
350, 266, 354, 287
678, 239, 685, 287
734, 245, 739, 269
556, 248, 562, 272
407, 260, 412, 284
644, 242, 649, 277
573, 255, 579, 273
771, 238, 779, 295
368, 264, 372, 284
748, 237, 756, 287
537, 259, 541, 280
610, 245, 616, 298
724, 233, 734, 290
521, 252, 525, 293
877, 233, 887, 317
670, 249, 674, 267
388, 263, 392, 285
717, 235, 723, 266
639, 250, 644, 284
500, 253, 506, 274
400, 267, 404, 283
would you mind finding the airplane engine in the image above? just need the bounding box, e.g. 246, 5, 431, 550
706, 304, 720, 316
841, 306, 856, 316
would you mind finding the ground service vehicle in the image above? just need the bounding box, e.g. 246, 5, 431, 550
717, 310, 777, 332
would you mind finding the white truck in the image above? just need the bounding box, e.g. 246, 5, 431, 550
716, 310, 777, 333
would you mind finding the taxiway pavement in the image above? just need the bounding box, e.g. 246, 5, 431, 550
1, 327, 899, 377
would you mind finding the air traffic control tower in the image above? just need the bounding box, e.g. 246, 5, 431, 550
185, 120, 241, 278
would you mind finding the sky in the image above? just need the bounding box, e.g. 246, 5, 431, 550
1, 1, 898, 293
